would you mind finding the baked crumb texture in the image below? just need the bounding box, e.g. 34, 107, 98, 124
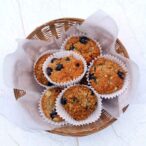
60, 85, 97, 121
46, 55, 84, 83
41, 87, 64, 122
34, 54, 53, 86
89, 57, 126, 94
65, 36, 100, 63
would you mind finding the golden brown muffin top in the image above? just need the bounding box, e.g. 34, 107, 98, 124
34, 53, 53, 86
41, 87, 64, 122
46, 55, 84, 83
89, 57, 126, 94
65, 36, 100, 63
60, 85, 97, 121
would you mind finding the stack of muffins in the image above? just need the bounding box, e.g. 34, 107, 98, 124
34, 35, 128, 126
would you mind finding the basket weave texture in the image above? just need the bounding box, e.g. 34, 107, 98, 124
14, 18, 129, 136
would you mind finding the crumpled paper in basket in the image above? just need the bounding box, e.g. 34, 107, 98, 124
1, 10, 139, 131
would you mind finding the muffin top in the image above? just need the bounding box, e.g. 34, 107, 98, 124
60, 85, 97, 121
34, 53, 53, 86
46, 55, 84, 83
64, 36, 101, 63
41, 87, 64, 122
89, 57, 126, 94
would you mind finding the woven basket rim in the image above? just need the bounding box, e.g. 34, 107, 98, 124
14, 17, 129, 136
26, 17, 129, 58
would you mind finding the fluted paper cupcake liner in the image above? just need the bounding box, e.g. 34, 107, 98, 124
61, 33, 102, 64
33, 50, 59, 88
38, 87, 67, 126
87, 54, 130, 99
55, 84, 102, 126
42, 51, 87, 87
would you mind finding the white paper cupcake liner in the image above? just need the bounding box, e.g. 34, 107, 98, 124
55, 84, 102, 126
87, 54, 130, 99
33, 49, 59, 88
42, 51, 87, 87
60, 33, 103, 63
38, 87, 67, 126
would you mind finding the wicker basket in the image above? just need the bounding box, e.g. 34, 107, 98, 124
14, 18, 129, 136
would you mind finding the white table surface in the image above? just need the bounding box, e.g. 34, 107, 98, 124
0, 0, 146, 146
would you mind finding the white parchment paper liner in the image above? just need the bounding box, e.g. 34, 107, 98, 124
78, 10, 118, 53
3, 38, 62, 95
43, 51, 87, 87
55, 84, 102, 126
38, 87, 67, 126
87, 54, 130, 99
33, 50, 58, 88
60, 33, 103, 64
2, 10, 139, 130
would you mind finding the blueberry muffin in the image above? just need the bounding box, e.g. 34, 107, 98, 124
60, 85, 97, 121
34, 53, 53, 86
64, 36, 101, 63
46, 55, 84, 83
40, 87, 64, 122
88, 57, 126, 94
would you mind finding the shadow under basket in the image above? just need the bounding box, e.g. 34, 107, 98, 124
14, 18, 129, 137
